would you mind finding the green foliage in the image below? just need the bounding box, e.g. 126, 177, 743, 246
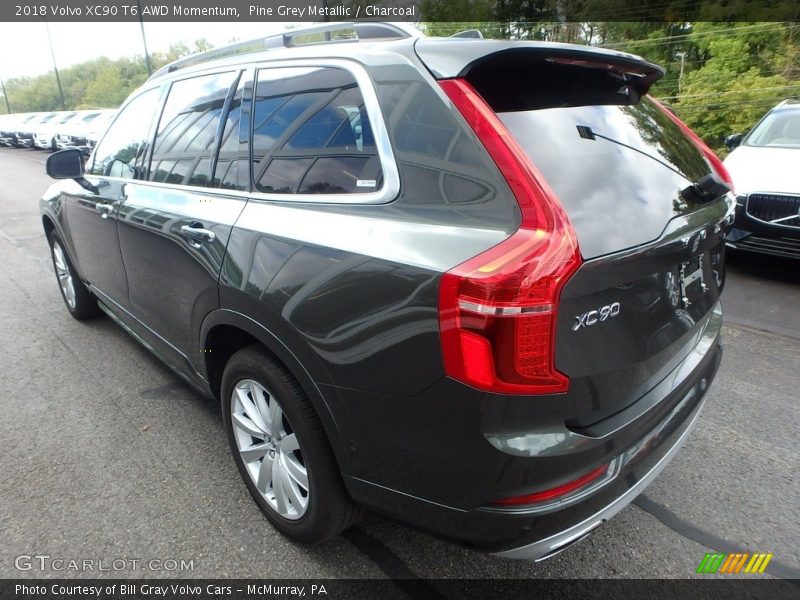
417, 10, 800, 151
672, 23, 798, 152
0, 42, 198, 113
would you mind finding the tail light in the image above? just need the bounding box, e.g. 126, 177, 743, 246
650, 97, 735, 193
438, 79, 582, 395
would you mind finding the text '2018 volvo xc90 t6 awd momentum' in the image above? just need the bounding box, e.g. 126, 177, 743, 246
41, 23, 734, 561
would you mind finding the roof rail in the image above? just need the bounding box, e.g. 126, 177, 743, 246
148, 22, 411, 82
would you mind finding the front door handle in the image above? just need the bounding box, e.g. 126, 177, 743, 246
180, 224, 216, 246
95, 203, 114, 219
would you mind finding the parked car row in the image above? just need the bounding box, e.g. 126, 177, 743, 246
0, 109, 116, 154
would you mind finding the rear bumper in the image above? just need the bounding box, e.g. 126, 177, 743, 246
494, 386, 705, 559
338, 302, 723, 556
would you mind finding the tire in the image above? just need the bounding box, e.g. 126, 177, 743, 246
48, 230, 101, 320
221, 345, 360, 544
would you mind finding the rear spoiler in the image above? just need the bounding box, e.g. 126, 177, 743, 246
414, 39, 664, 98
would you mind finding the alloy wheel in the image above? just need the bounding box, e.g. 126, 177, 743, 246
230, 379, 309, 520
52, 241, 76, 309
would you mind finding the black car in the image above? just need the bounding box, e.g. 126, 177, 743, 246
40, 24, 733, 560
723, 100, 800, 259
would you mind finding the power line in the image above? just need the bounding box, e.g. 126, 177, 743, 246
602, 22, 795, 48
585, 2, 699, 21
673, 97, 800, 111
658, 84, 800, 101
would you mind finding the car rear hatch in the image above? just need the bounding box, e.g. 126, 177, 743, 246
417, 39, 733, 425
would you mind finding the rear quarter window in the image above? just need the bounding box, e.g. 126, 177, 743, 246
251, 66, 382, 196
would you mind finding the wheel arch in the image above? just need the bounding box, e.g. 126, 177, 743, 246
42, 214, 56, 239
200, 309, 353, 475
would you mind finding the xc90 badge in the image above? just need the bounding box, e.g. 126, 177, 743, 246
573, 302, 621, 331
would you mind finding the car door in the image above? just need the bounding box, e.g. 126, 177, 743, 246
115, 69, 249, 377
62, 88, 162, 307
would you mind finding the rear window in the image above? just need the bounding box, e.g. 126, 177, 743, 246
464, 56, 715, 257
498, 98, 710, 187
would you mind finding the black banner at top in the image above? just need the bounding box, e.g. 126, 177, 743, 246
1, 0, 800, 23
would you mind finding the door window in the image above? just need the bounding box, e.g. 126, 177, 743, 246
89, 88, 160, 179
148, 71, 239, 188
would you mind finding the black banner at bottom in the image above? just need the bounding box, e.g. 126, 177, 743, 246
2, 579, 799, 600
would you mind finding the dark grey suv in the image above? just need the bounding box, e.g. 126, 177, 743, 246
41, 24, 734, 560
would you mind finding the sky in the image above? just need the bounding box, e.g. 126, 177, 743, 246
0, 22, 294, 80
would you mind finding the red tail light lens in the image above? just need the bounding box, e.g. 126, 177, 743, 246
650, 97, 735, 193
438, 79, 582, 395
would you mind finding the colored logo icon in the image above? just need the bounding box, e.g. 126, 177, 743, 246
696, 552, 773, 574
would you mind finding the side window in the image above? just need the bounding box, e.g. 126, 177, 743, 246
89, 88, 160, 178
252, 67, 382, 195
148, 71, 239, 188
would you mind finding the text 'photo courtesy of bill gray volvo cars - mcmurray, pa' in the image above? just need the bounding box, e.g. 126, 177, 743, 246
40, 22, 735, 561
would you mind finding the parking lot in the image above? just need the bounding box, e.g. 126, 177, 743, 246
0, 145, 798, 580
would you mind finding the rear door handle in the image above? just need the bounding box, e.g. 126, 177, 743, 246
180, 224, 216, 245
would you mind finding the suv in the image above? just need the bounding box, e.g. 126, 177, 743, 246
723, 99, 800, 259
34, 111, 78, 151
41, 24, 733, 560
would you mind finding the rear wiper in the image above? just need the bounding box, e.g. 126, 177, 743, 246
576, 124, 687, 179
576, 125, 730, 202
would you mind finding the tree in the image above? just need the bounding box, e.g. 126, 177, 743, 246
673, 23, 797, 152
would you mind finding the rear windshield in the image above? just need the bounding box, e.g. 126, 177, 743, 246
495, 99, 711, 257
498, 97, 710, 189
464, 55, 715, 256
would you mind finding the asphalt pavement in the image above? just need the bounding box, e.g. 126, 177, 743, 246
0, 146, 797, 580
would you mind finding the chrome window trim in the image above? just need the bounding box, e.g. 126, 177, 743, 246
247, 59, 399, 205
90, 58, 400, 206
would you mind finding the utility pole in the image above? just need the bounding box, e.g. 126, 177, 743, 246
1, 80, 10, 113
137, 0, 152, 76
44, 21, 67, 110
677, 51, 687, 94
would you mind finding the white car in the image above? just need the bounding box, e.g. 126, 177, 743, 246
723, 99, 800, 259
62, 109, 116, 154
33, 111, 78, 150
54, 109, 113, 150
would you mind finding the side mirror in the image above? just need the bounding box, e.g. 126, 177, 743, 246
724, 133, 742, 150
45, 147, 97, 193
46, 148, 84, 179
